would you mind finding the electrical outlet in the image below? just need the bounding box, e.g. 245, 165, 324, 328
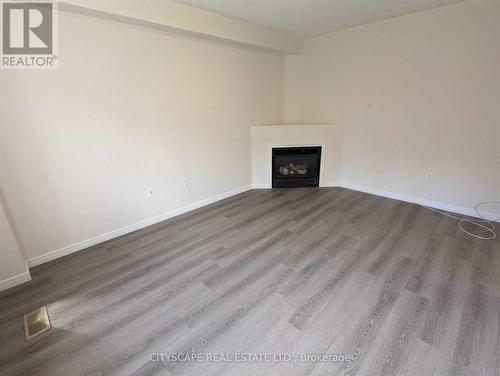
146, 187, 154, 199
425, 173, 432, 182
183, 178, 189, 189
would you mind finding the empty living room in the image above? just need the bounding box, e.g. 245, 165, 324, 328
1, 0, 499, 375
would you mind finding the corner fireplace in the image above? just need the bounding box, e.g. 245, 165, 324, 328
272, 146, 322, 188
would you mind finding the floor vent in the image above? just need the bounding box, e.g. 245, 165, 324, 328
23, 306, 51, 341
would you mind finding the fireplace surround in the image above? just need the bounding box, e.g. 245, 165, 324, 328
272, 146, 322, 188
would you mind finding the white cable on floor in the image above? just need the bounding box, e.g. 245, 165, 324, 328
423, 201, 500, 240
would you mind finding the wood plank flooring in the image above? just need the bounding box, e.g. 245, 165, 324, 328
0, 187, 499, 376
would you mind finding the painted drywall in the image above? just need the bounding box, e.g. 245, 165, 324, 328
283, 56, 306, 123
60, 0, 303, 53
284, 0, 500, 214
0, 10, 283, 261
0, 200, 29, 287
251, 124, 343, 188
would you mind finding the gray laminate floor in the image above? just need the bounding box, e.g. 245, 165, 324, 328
1, 188, 499, 376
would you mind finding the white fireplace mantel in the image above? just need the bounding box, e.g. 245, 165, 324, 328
250, 123, 343, 189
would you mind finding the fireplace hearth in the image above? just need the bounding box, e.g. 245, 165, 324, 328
272, 146, 321, 188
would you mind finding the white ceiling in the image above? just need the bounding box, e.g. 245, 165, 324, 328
174, 0, 465, 37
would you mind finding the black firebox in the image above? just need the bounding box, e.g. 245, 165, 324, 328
272, 146, 322, 188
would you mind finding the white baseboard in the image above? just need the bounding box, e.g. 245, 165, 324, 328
0, 269, 31, 292
26, 185, 253, 268
252, 180, 499, 222
14, 180, 499, 288
337, 181, 500, 222
320, 181, 341, 187
252, 183, 271, 189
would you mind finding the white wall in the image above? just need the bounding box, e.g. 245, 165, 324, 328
285, 0, 500, 215
0, 10, 284, 262
1, 0, 498, 287
283, 55, 305, 123
0, 200, 30, 290
60, 0, 303, 54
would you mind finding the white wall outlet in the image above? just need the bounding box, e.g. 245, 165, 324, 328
425, 173, 432, 182
183, 178, 189, 189
146, 187, 154, 199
